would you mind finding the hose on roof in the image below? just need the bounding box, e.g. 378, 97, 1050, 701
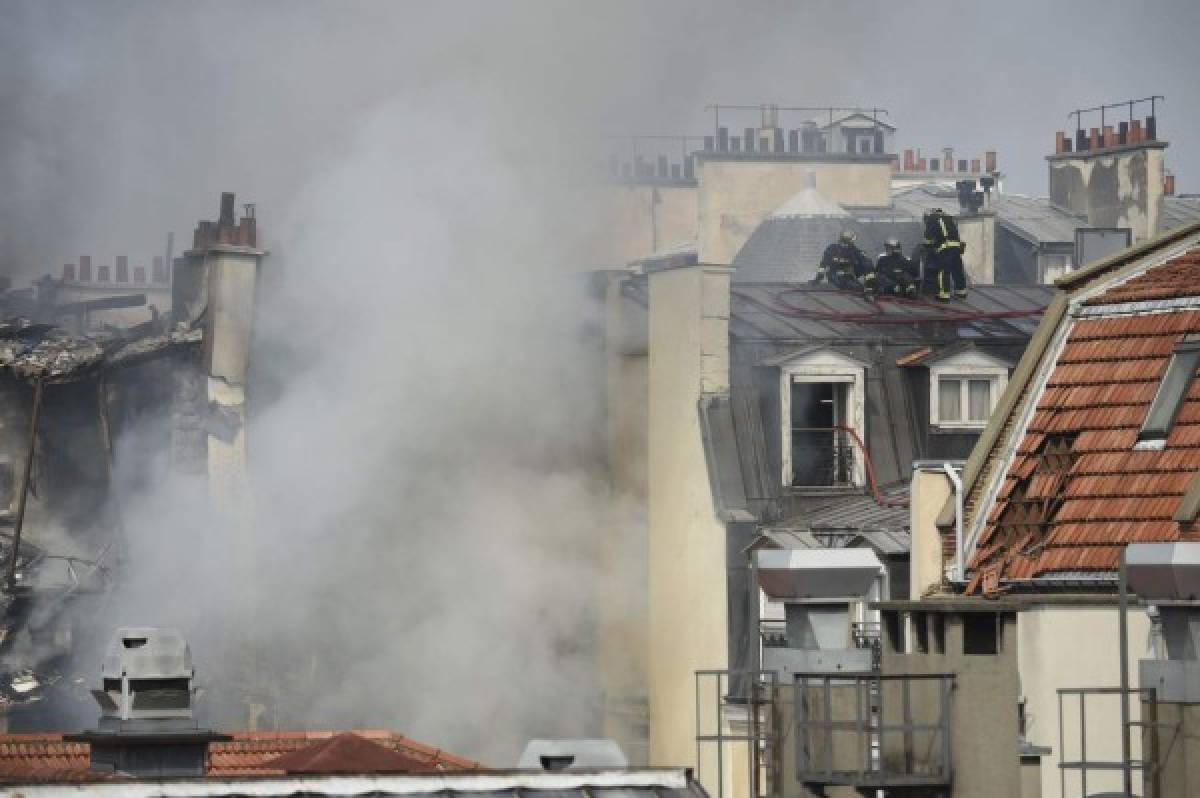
734, 287, 1047, 324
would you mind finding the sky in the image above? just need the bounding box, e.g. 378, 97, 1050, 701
3, 1, 1200, 279
0, 0, 1197, 763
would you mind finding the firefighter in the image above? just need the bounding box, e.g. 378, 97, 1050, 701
814, 230, 871, 291
924, 208, 968, 300
874, 237, 918, 297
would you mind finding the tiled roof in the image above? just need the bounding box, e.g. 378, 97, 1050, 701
966, 252, 1200, 594
1083, 250, 1200, 305
263, 732, 436, 774
0, 729, 480, 782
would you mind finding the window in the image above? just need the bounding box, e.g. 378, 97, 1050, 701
776, 348, 867, 488
963, 613, 999, 656
1139, 334, 1200, 443
937, 376, 995, 426
927, 350, 1010, 429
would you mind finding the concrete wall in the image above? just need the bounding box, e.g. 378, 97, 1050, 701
603, 183, 698, 265
1047, 144, 1166, 244
882, 610, 1021, 798
646, 262, 731, 786
55, 283, 171, 330
958, 212, 996, 285
909, 468, 952, 599
696, 158, 892, 265
1018, 603, 1154, 798
598, 272, 650, 763
1143, 700, 1200, 798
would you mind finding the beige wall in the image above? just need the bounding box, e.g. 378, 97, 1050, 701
696, 158, 892, 265
602, 184, 698, 265
598, 272, 651, 763
1048, 146, 1166, 243
1018, 603, 1153, 798
958, 213, 996, 285
909, 468, 952, 598
646, 263, 731, 786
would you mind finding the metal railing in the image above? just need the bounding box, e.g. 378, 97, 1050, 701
695, 669, 779, 798
794, 672, 954, 789
1057, 685, 1163, 798
791, 428, 856, 487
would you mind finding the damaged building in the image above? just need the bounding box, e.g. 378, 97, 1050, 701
0, 193, 264, 730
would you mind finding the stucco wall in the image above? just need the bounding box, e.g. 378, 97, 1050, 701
696, 158, 892, 265
883, 611, 1022, 798
909, 468, 952, 598
958, 213, 996, 285
646, 263, 731, 787
602, 183, 698, 265
1018, 603, 1153, 798
598, 272, 650, 763
1047, 146, 1166, 244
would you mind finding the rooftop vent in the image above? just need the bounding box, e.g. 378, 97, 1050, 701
67, 627, 229, 778
518, 739, 628, 771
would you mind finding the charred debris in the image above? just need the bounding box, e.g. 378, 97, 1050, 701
0, 193, 260, 725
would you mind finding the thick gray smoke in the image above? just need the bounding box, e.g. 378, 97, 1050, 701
2, 0, 1198, 765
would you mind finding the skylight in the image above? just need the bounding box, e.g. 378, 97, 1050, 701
1139, 334, 1200, 442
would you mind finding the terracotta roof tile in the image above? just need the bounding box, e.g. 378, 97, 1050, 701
968, 249, 1200, 594
0, 729, 480, 782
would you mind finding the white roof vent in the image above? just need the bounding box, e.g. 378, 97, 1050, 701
518, 739, 628, 771
92, 627, 195, 723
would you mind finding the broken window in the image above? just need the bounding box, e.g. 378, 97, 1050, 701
1139, 334, 1200, 443
788, 379, 857, 487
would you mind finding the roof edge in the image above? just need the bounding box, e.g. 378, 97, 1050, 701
1056, 219, 1200, 291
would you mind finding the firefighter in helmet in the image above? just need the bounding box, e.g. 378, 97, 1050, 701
814, 230, 871, 291
924, 208, 968, 300
874, 237, 919, 297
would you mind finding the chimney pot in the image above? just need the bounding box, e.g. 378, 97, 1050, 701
985, 150, 997, 172
1130, 119, 1143, 144
903, 149, 915, 170
219, 192, 236, 226
115, 255, 129, 283
1103, 125, 1115, 148
971, 159, 981, 173
1056, 131, 1067, 154
703, 135, 714, 151
134, 266, 147, 284
1146, 115, 1157, 141
1118, 121, 1129, 146
788, 129, 799, 153
98, 265, 110, 282
63, 263, 76, 282
79, 255, 92, 282
743, 127, 755, 153
1089, 128, 1100, 150
717, 126, 729, 151
1165, 174, 1176, 196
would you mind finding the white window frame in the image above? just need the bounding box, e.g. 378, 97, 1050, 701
777, 349, 867, 488
928, 351, 1010, 429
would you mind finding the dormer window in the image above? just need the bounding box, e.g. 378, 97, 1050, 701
1139, 334, 1200, 444
768, 347, 867, 488
923, 348, 1011, 430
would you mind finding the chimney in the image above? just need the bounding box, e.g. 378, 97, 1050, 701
1049, 115, 1168, 243
943, 147, 954, 172
98, 265, 111, 282
717, 126, 729, 151
115, 255, 129, 283
918, 158, 927, 172
66, 628, 230, 778
79, 255, 92, 282
1165, 173, 1176, 196
903, 149, 915, 171
1056, 131, 1067, 154
971, 159, 981, 173
788, 129, 799, 153
63, 263, 75, 282
219, 191, 236, 227
134, 266, 147, 284
1146, 115, 1158, 141
985, 151, 997, 172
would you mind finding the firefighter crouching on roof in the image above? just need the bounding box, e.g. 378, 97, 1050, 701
813, 230, 871, 291
873, 237, 919, 298
924, 208, 968, 300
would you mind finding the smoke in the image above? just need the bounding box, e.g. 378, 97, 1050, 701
2, 0, 1198, 765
